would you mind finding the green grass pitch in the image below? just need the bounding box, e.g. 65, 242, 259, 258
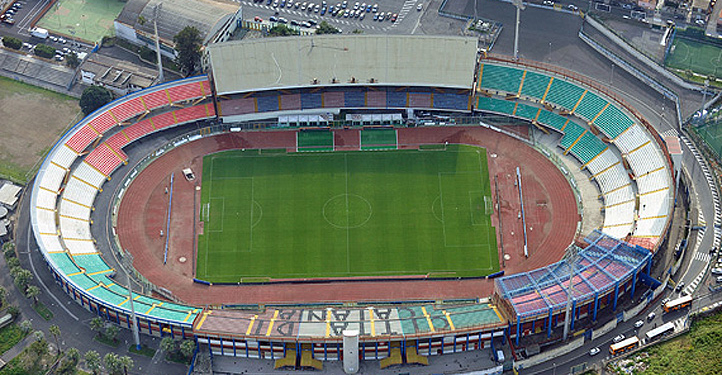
196, 145, 499, 282
666, 37, 722, 77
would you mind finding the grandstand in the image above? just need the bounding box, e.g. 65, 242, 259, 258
475, 58, 673, 250
495, 230, 652, 345
31, 76, 216, 341
27, 35, 676, 370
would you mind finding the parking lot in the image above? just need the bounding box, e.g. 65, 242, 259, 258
238, 0, 425, 34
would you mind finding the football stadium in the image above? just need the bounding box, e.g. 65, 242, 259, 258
29, 35, 672, 370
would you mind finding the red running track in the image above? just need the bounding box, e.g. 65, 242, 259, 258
116, 127, 578, 305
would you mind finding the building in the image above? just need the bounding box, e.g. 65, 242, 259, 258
79, 54, 160, 96
114, 0, 242, 59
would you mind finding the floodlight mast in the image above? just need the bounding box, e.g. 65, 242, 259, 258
562, 244, 578, 341
153, 3, 164, 82
511, 0, 525, 60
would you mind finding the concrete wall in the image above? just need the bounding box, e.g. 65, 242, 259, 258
514, 336, 584, 370
591, 319, 618, 341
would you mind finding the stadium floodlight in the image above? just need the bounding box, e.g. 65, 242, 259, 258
153, 3, 164, 82
511, 0, 525, 60
562, 244, 578, 341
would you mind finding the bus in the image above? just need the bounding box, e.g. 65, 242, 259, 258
663, 295, 693, 313
609, 336, 640, 356
645, 322, 675, 342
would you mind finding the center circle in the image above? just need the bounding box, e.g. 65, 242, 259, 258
322, 194, 373, 229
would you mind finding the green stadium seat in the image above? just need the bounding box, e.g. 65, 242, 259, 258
480, 64, 524, 94
569, 131, 608, 164
593, 104, 634, 139
559, 122, 585, 150
545, 79, 586, 110
520, 71, 552, 100
477, 96, 516, 116
514, 103, 539, 121
536, 110, 568, 132
573, 92, 608, 121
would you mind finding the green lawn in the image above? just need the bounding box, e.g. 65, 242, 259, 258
196, 145, 499, 282
360, 128, 397, 150
612, 310, 722, 375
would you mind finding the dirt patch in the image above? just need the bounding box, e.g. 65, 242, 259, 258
0, 77, 80, 181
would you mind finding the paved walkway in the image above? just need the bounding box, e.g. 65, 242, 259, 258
0, 334, 34, 365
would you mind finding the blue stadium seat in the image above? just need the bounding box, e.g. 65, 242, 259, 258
301, 93, 323, 109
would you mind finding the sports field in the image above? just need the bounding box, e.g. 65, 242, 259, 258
196, 145, 499, 282
666, 37, 722, 78
36, 0, 124, 43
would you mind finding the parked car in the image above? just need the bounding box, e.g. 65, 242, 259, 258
711, 268, 722, 275
675, 282, 685, 292
716, 276, 722, 283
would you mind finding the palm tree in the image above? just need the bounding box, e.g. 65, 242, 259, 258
103, 353, 120, 375
118, 355, 133, 375
84, 350, 102, 375
89, 317, 104, 337
25, 285, 40, 305
49, 324, 62, 353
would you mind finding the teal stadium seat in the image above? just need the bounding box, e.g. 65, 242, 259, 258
593, 104, 634, 139
477, 96, 516, 116
536, 110, 568, 132
545, 79, 586, 110
520, 71, 551, 100
559, 122, 586, 150
514, 103, 539, 121
480, 64, 524, 94
569, 131, 607, 164
573, 92, 608, 122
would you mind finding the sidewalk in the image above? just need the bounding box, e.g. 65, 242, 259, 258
0, 334, 35, 365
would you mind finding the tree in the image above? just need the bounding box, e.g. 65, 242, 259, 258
104, 324, 120, 342
0, 286, 6, 307
89, 317, 104, 337
49, 325, 62, 353
103, 353, 121, 375
2, 241, 15, 258
13, 269, 33, 291
65, 52, 80, 68
79, 85, 112, 115
6, 305, 20, 318
173, 26, 202, 76
6, 256, 20, 269
160, 337, 177, 353
118, 355, 133, 375
20, 320, 33, 334
25, 285, 40, 305
29, 337, 48, 365
315, 21, 341, 34
34, 43, 56, 59
2, 36, 22, 50
180, 339, 196, 359
268, 24, 297, 37
57, 347, 79, 375
84, 350, 102, 375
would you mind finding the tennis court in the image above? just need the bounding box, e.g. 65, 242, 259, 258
196, 145, 499, 282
